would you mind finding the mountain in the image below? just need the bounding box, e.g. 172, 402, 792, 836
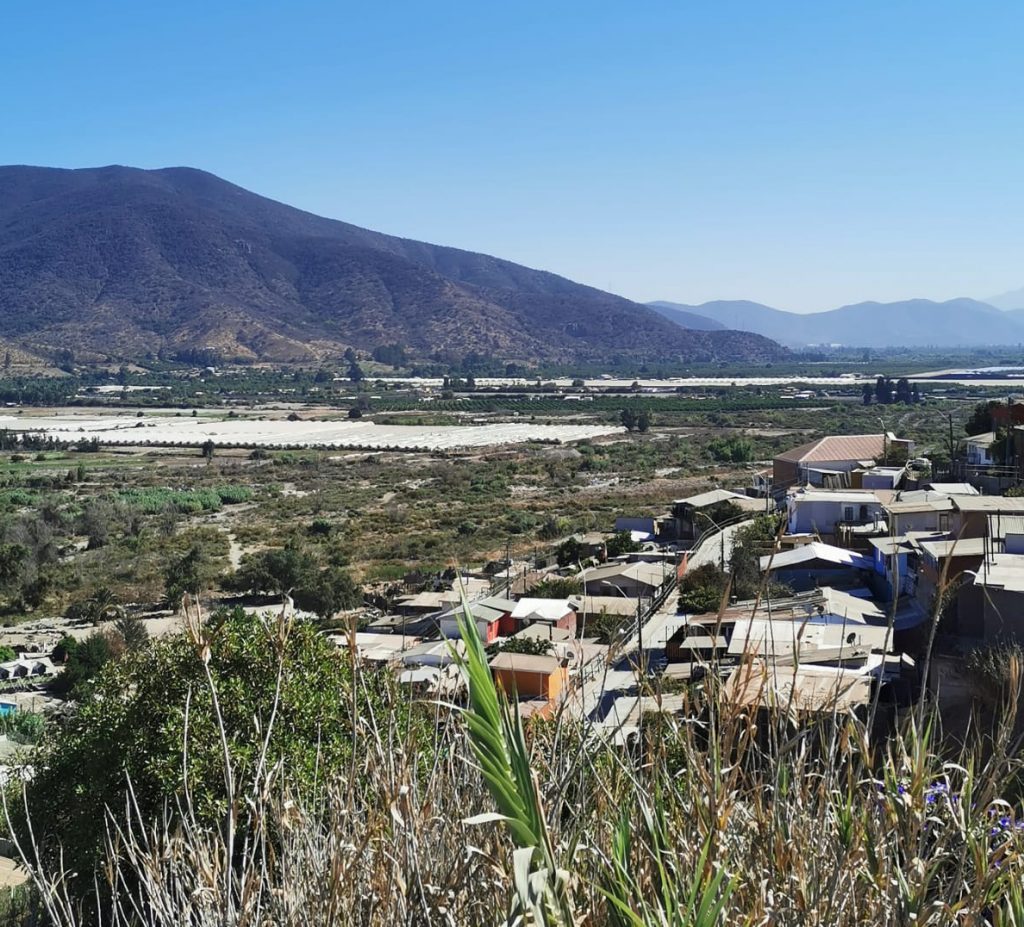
649, 300, 795, 341
646, 302, 726, 331
986, 287, 1024, 311
650, 297, 1024, 348
0, 165, 785, 365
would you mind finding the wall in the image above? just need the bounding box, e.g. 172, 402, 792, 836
492, 665, 567, 702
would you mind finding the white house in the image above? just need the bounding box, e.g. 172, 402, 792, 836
786, 489, 887, 538
964, 432, 998, 467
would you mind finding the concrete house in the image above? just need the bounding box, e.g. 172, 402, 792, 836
786, 489, 888, 541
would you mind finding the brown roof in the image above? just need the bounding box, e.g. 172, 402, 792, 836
776, 434, 886, 464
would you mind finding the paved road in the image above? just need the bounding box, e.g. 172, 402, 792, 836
573, 587, 681, 721
685, 519, 753, 572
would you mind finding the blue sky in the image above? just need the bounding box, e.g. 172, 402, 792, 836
3, 0, 1023, 312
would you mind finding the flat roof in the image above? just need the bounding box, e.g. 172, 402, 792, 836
885, 498, 954, 515
972, 554, 1024, 592
953, 496, 1024, 514
914, 536, 988, 559
789, 489, 885, 505
569, 595, 640, 616
489, 651, 562, 674
986, 513, 1024, 539
924, 483, 980, 496
723, 661, 873, 712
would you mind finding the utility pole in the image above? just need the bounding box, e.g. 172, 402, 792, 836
505, 539, 512, 596
948, 412, 955, 480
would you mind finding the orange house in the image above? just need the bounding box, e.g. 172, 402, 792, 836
489, 652, 568, 706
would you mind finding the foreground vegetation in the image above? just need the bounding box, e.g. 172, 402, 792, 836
0, 605, 1021, 924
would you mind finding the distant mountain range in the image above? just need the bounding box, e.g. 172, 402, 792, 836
649, 298, 1024, 348
0, 165, 786, 366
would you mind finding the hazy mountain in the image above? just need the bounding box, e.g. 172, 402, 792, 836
651, 297, 1024, 348
0, 165, 785, 365
646, 302, 726, 331
986, 287, 1024, 311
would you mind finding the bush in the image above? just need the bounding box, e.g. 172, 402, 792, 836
16, 611, 417, 905
678, 563, 729, 615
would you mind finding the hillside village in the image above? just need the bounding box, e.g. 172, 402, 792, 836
304, 417, 1024, 738
2, 402, 1022, 757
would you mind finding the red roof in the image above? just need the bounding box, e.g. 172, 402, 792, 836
775, 434, 886, 464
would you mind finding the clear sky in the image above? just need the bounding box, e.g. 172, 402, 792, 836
3, 0, 1023, 312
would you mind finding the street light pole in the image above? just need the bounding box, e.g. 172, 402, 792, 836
696, 511, 726, 571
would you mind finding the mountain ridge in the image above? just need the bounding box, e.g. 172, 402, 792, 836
0, 164, 786, 365
648, 297, 1024, 348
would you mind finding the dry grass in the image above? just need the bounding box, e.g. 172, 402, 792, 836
4, 601, 1024, 926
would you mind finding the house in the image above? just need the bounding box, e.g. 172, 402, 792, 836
669, 489, 767, 543
394, 591, 461, 617
956, 553, 1024, 642
580, 561, 669, 599
665, 626, 725, 664
400, 639, 465, 669
951, 495, 1024, 539
923, 482, 979, 497
613, 516, 657, 541
868, 535, 917, 600
857, 466, 907, 490
693, 586, 926, 644
964, 432, 998, 468
758, 542, 873, 592
509, 597, 577, 635
909, 533, 986, 610
988, 514, 1024, 554
726, 613, 893, 662
436, 597, 514, 643
330, 632, 420, 664
489, 651, 568, 708
510, 623, 574, 645
569, 595, 641, 618
883, 493, 954, 536
785, 488, 888, 542
773, 434, 913, 491
723, 659, 874, 715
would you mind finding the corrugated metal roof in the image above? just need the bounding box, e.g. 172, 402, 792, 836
974, 554, 1024, 592
760, 542, 873, 571
674, 489, 764, 510
776, 434, 887, 464
724, 661, 873, 713
986, 514, 1024, 539
953, 496, 1024, 513
489, 651, 562, 674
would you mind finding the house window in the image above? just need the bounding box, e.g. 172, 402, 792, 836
843, 506, 855, 522
859, 505, 869, 521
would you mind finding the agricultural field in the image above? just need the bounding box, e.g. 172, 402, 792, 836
0, 412, 621, 451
